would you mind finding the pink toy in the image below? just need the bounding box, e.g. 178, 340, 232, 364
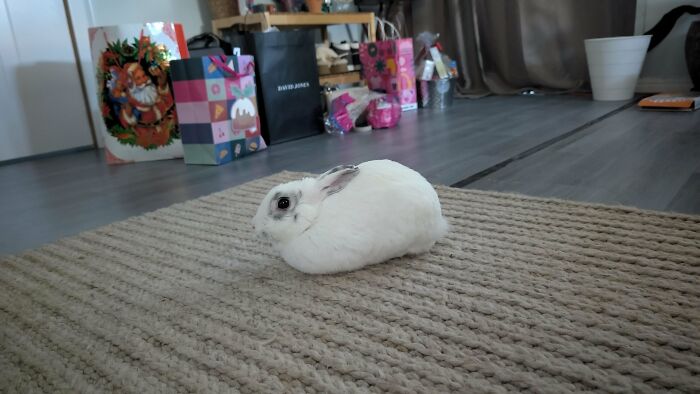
327, 93, 355, 133
367, 96, 401, 129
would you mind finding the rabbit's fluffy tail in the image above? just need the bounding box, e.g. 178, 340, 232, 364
436, 216, 450, 240
407, 215, 449, 255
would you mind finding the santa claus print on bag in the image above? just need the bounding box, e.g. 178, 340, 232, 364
100, 36, 178, 149
90, 22, 187, 163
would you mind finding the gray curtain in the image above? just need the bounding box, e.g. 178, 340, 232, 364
411, 0, 637, 95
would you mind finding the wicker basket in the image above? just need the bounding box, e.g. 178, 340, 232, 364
208, 0, 240, 19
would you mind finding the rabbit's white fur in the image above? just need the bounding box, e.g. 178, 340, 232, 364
252, 160, 449, 274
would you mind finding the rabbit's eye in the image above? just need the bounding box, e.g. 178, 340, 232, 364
277, 197, 290, 210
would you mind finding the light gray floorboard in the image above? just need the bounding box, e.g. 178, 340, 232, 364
467, 107, 700, 213
0, 95, 640, 255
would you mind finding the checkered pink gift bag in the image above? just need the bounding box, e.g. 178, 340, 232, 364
170, 55, 267, 165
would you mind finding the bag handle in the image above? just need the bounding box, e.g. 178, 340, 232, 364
376, 18, 387, 41
384, 20, 401, 40
208, 55, 255, 78
187, 33, 221, 49
376, 17, 401, 41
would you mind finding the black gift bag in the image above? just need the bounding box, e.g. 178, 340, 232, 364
246, 30, 323, 145
220, 27, 250, 54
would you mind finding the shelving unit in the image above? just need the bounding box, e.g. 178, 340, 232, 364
212, 12, 375, 86
319, 71, 361, 85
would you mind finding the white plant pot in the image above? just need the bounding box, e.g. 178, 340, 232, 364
584, 35, 651, 101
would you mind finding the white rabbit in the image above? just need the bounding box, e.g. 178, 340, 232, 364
252, 159, 449, 274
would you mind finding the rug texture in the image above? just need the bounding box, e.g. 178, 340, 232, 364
1, 172, 699, 393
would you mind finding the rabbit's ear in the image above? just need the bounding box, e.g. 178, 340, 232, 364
317, 165, 359, 198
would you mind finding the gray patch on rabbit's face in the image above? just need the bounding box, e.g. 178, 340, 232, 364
268, 191, 300, 220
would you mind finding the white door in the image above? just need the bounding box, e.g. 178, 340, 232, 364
0, 0, 93, 162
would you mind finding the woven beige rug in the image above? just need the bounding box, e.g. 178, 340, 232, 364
1, 172, 699, 393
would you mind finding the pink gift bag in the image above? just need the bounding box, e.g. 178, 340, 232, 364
359, 19, 417, 111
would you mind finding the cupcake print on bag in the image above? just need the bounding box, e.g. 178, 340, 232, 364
230, 84, 258, 135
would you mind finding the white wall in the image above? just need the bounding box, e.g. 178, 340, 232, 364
0, 0, 93, 161
90, 0, 212, 38
67, 0, 211, 147
635, 0, 696, 92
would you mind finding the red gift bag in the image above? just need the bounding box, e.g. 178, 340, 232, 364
359, 18, 417, 111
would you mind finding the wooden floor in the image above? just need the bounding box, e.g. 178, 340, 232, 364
468, 106, 700, 213
1, 95, 698, 255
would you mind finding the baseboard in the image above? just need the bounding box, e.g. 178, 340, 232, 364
0, 146, 96, 167
636, 78, 694, 93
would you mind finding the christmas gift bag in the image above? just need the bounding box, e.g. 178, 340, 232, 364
89, 22, 189, 164
170, 55, 267, 165
359, 18, 417, 111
